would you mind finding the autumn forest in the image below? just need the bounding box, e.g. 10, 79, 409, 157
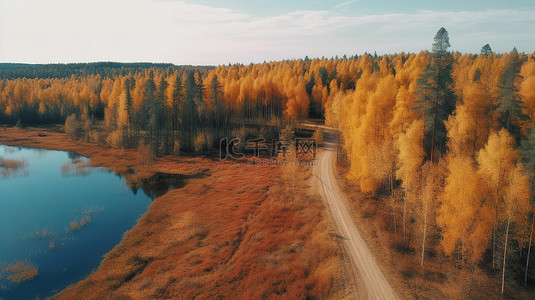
2, 27, 535, 296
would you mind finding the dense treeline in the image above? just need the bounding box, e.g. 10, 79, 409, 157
1, 28, 535, 293
0, 65, 296, 153
0, 62, 212, 80
0, 57, 361, 153
325, 29, 535, 293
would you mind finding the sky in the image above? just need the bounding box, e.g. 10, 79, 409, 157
0, 0, 534, 66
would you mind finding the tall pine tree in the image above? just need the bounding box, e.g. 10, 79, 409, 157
415, 27, 456, 162
143, 71, 157, 146
498, 50, 528, 143
181, 71, 199, 151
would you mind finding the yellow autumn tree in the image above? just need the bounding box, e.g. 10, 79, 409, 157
519, 59, 535, 120
343, 71, 398, 193
501, 164, 531, 293
477, 129, 520, 269
396, 119, 425, 242
438, 154, 493, 264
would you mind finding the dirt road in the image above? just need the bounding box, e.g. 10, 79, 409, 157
315, 149, 398, 300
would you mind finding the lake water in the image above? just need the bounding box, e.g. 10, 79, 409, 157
0, 144, 154, 300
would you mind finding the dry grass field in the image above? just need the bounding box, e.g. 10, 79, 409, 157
0, 126, 350, 299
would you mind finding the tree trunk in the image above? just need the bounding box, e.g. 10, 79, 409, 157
473, 115, 478, 160
502, 218, 511, 294
421, 177, 429, 266
421, 199, 427, 266
390, 172, 394, 195
468, 265, 474, 298
403, 189, 407, 244
292, 175, 295, 205
493, 180, 501, 269
390, 168, 397, 233
461, 242, 464, 262
430, 106, 438, 163
291, 165, 295, 206
493, 222, 496, 269
393, 200, 397, 233
526, 213, 534, 287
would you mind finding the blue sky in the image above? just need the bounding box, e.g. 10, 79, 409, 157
193, 0, 535, 16
0, 0, 534, 65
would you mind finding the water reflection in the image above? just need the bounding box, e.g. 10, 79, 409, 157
121, 170, 207, 200
61, 159, 91, 177
2, 145, 21, 154
67, 151, 82, 160
32, 148, 47, 158
61, 151, 206, 199
133, 172, 185, 199
0, 155, 28, 178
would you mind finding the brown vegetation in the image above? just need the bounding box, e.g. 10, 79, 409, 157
70, 221, 79, 231
0, 157, 26, 169
0, 155, 27, 177
1, 261, 38, 284
0, 127, 348, 299
57, 155, 347, 299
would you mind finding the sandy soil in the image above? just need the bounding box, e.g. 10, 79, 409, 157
315, 149, 398, 299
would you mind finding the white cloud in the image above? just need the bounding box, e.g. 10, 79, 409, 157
0, 0, 534, 65
334, 0, 359, 10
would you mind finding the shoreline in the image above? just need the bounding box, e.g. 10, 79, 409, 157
0, 126, 208, 177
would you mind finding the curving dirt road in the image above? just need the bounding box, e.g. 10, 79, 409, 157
315, 149, 398, 300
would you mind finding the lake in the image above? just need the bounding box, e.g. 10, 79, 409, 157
0, 143, 155, 299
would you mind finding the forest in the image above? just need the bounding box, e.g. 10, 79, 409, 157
1, 28, 535, 293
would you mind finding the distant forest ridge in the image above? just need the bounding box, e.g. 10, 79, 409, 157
3, 48, 534, 80
0, 62, 215, 80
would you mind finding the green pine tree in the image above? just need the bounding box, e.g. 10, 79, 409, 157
498, 50, 528, 143
181, 71, 199, 151
414, 27, 456, 162
481, 44, 493, 56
